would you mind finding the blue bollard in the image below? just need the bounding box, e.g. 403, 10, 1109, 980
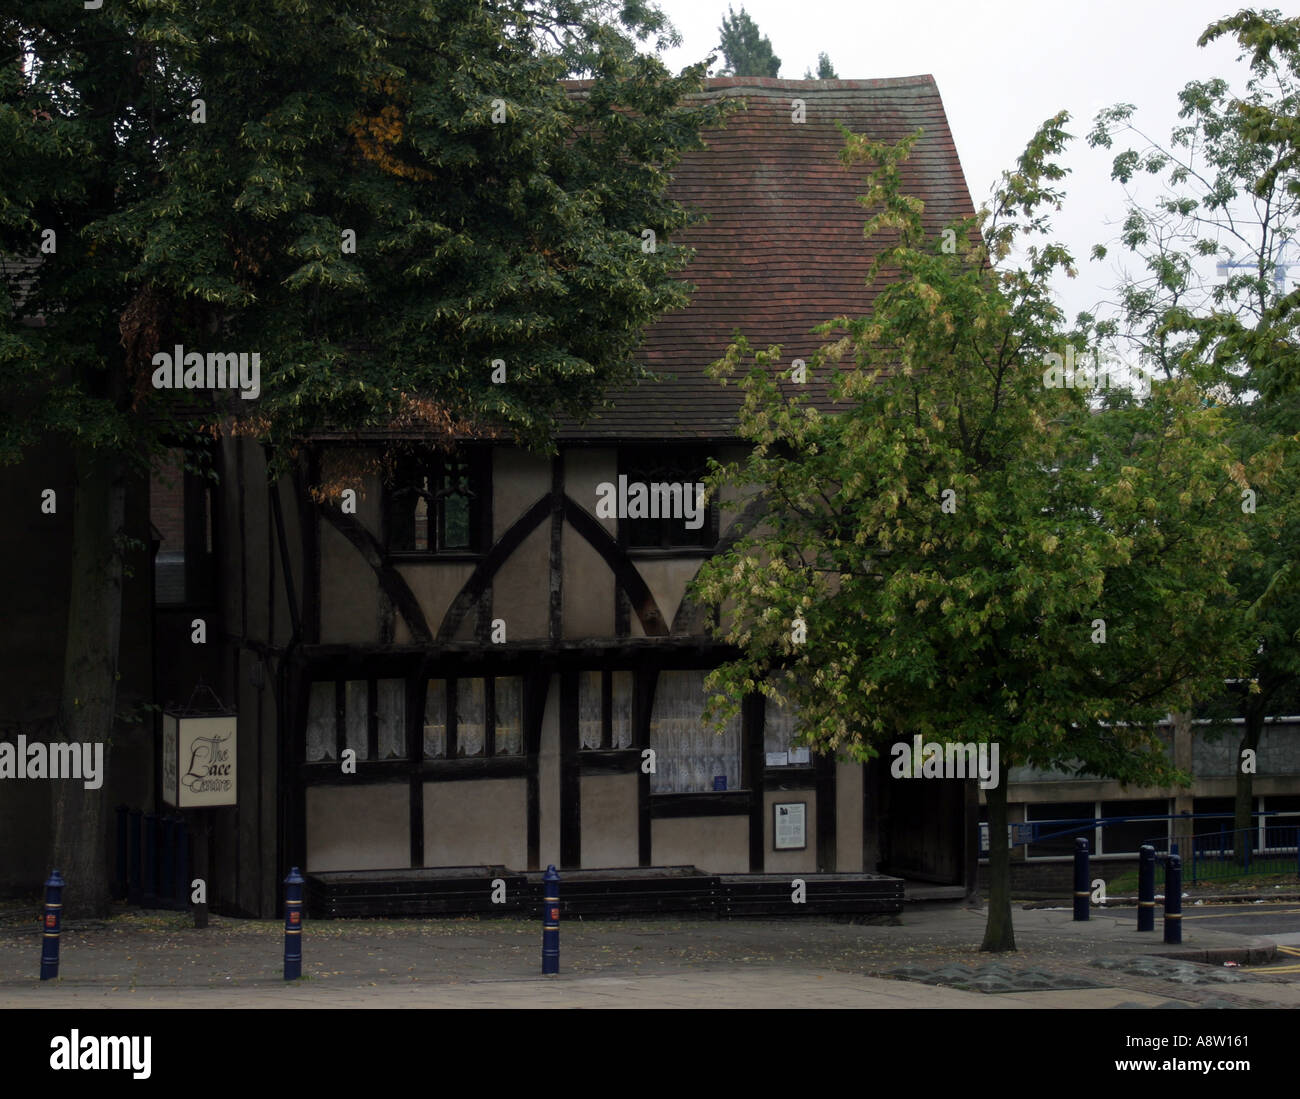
1163, 853, 1182, 945
542, 865, 560, 975
1073, 836, 1090, 921
284, 867, 304, 980
41, 869, 64, 981
1137, 844, 1155, 932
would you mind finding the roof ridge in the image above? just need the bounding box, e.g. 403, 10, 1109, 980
561, 75, 938, 92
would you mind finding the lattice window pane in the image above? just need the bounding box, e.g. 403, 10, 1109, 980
412, 484, 430, 551
764, 697, 796, 755
344, 680, 369, 760
443, 490, 470, 549
578, 670, 602, 749
306, 681, 336, 761
495, 677, 522, 756
457, 678, 485, 758
611, 671, 633, 749
423, 679, 447, 759
377, 679, 406, 760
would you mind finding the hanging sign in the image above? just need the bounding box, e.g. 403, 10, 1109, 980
162, 711, 237, 808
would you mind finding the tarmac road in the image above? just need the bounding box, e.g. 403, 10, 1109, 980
1105, 902, 1300, 937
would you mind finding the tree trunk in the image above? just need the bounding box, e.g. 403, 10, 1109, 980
980, 756, 1015, 952
49, 446, 127, 920
1234, 703, 1265, 867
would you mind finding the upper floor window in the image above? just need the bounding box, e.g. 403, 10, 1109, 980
385, 448, 489, 555
617, 447, 715, 551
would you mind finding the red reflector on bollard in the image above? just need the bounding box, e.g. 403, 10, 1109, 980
45, 914, 55, 928
290, 911, 300, 924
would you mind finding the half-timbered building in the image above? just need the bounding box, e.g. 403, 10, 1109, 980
42, 76, 983, 916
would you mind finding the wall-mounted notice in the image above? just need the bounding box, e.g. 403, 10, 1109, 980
773, 801, 807, 850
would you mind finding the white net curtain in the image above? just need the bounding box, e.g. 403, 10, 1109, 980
578, 670, 602, 749
456, 678, 486, 757
423, 678, 447, 759
306, 681, 335, 761
649, 669, 742, 793
377, 679, 406, 759
494, 676, 523, 756
577, 670, 634, 750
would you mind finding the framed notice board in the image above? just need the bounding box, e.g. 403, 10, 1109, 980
773, 802, 807, 851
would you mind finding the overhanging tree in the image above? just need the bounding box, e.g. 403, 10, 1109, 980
694, 117, 1260, 951
0, 0, 727, 916
1088, 6, 1300, 852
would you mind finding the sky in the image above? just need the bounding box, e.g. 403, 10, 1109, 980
644, 0, 1276, 334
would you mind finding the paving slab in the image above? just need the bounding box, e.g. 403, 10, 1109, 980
0, 899, 1289, 1009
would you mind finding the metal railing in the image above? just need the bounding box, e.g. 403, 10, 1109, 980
1143, 823, 1300, 886
981, 810, 1300, 880
112, 805, 192, 910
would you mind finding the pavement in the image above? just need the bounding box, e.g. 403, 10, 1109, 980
1, 899, 1297, 1009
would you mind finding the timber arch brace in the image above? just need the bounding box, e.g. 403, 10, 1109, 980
671, 495, 768, 634
317, 501, 433, 642
437, 493, 670, 640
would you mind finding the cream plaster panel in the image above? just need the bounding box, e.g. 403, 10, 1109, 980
423, 778, 527, 868
494, 447, 551, 540
633, 557, 706, 632
580, 773, 639, 868
306, 785, 408, 872
562, 523, 614, 638
491, 522, 551, 640
652, 815, 749, 873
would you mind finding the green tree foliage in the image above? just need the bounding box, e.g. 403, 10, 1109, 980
0, 0, 725, 914
1088, 7, 1300, 849
717, 5, 781, 78
804, 53, 838, 80
694, 118, 1260, 951
1, 0, 728, 465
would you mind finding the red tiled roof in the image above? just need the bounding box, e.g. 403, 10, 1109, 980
558, 75, 977, 441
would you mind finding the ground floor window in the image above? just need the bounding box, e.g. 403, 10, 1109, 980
305, 678, 407, 761
1024, 801, 1095, 858
649, 669, 742, 793
1098, 799, 1169, 853
762, 685, 812, 768
578, 669, 634, 750
422, 676, 523, 758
